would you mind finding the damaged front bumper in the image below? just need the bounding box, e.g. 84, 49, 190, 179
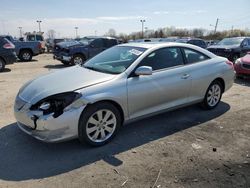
14, 95, 86, 143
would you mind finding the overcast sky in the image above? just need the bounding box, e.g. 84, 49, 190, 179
0, 0, 249, 38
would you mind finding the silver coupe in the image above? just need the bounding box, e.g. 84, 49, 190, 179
14, 42, 235, 146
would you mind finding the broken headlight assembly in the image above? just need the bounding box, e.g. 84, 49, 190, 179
30, 92, 82, 118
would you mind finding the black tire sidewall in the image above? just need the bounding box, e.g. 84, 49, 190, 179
0, 59, 5, 72
203, 81, 223, 110
78, 102, 121, 146
19, 50, 32, 61
72, 54, 85, 65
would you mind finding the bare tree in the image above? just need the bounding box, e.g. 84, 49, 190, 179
47, 29, 56, 39
105, 29, 116, 37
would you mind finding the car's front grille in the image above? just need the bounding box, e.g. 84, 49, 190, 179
242, 63, 250, 70
15, 96, 27, 110
208, 48, 228, 56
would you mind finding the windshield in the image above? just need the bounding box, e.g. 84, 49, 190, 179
218, 38, 244, 46
83, 46, 146, 74
78, 38, 94, 45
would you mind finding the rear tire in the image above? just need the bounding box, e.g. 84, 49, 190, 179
0, 58, 6, 72
78, 102, 121, 146
19, 50, 32, 61
201, 80, 223, 110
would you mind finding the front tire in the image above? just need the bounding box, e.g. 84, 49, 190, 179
78, 102, 121, 146
201, 80, 223, 110
0, 58, 5, 72
71, 54, 85, 65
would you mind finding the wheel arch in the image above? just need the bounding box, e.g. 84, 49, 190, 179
211, 77, 225, 93
81, 100, 125, 125
19, 48, 33, 55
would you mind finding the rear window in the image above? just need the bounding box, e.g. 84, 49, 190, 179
183, 48, 210, 64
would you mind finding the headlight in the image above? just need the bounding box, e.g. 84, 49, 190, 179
31, 92, 82, 118
235, 59, 241, 65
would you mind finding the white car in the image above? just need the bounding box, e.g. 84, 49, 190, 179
14, 42, 235, 146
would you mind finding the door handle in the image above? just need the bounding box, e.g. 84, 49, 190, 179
181, 73, 190, 79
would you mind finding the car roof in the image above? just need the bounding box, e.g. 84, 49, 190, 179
119, 42, 201, 49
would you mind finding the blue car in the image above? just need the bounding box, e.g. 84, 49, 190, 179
53, 37, 118, 65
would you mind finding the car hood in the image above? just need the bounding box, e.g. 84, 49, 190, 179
18, 66, 115, 104
241, 54, 250, 64
57, 41, 85, 48
208, 44, 239, 49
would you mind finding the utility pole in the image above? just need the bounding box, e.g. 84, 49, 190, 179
231, 25, 234, 34
74, 27, 78, 38
18, 27, 22, 38
140, 20, 146, 39
36, 20, 42, 32
214, 18, 219, 34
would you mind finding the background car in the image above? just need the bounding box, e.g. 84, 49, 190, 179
0, 37, 16, 72
1, 35, 41, 61
46, 38, 65, 52
14, 42, 235, 146
234, 52, 250, 78
207, 37, 250, 61
175, 38, 207, 48
53, 37, 118, 65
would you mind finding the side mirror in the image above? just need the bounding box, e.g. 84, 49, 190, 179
135, 66, 152, 76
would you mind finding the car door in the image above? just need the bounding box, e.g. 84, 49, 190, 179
89, 39, 105, 58
181, 48, 212, 102
127, 47, 192, 119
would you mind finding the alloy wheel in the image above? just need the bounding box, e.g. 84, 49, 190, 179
207, 84, 221, 107
86, 109, 117, 143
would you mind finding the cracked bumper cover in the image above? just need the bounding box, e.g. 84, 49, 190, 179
14, 101, 86, 143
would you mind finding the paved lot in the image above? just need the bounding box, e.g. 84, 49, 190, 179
0, 54, 249, 188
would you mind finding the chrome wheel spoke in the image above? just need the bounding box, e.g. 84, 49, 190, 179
104, 125, 113, 133
92, 130, 100, 140
100, 129, 106, 139
86, 126, 98, 134
106, 118, 116, 126
103, 111, 112, 122
88, 117, 99, 125
97, 111, 103, 121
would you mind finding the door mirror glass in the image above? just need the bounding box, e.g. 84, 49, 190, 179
135, 66, 152, 76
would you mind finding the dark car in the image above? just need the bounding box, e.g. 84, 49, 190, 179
207, 37, 250, 61
175, 38, 207, 49
1, 35, 41, 61
53, 37, 118, 65
46, 38, 65, 52
0, 37, 17, 72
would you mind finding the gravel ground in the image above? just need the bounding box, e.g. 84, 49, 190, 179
0, 54, 249, 188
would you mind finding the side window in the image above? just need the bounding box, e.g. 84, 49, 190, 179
103, 39, 117, 48
242, 39, 248, 47
183, 48, 209, 64
247, 39, 250, 46
91, 39, 103, 48
139, 47, 184, 71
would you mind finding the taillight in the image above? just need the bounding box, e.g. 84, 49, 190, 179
3, 43, 15, 49
38, 43, 42, 49
225, 60, 234, 69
